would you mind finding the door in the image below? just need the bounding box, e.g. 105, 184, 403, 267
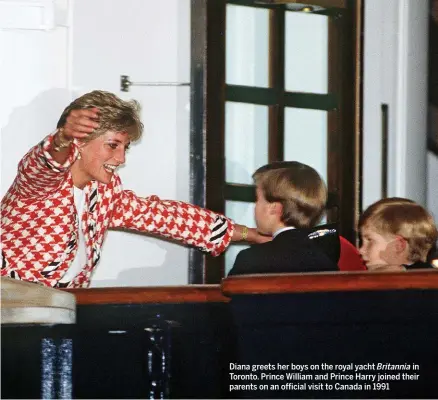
190, 0, 362, 282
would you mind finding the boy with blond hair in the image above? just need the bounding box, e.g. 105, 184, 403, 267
358, 198, 438, 271
228, 161, 339, 275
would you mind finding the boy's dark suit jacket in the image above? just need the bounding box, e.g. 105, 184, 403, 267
404, 261, 434, 269
228, 228, 339, 276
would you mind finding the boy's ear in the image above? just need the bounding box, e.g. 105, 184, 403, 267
394, 236, 408, 254
270, 202, 283, 217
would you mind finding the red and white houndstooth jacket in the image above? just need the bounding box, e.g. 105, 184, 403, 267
1, 134, 234, 288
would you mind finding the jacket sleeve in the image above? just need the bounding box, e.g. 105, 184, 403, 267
109, 188, 235, 257
12, 133, 79, 198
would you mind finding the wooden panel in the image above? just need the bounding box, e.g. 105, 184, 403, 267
429, 0, 438, 106
65, 284, 228, 305
268, 7, 285, 162
266, 0, 347, 8
284, 92, 337, 110
326, 2, 358, 241
227, 0, 277, 7
326, 11, 341, 225
224, 183, 256, 201
354, 0, 363, 242
189, 0, 209, 284
222, 270, 438, 295
205, 0, 227, 283
228, 0, 347, 8
226, 85, 337, 110
226, 85, 277, 105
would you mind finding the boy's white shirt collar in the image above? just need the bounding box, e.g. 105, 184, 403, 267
273, 226, 296, 239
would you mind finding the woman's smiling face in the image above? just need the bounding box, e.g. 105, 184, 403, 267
73, 130, 130, 188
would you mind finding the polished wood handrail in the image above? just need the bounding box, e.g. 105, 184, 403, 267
221, 270, 438, 296
65, 284, 228, 305
65, 271, 438, 305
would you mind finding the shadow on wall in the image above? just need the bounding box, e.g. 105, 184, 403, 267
1, 89, 72, 195
90, 231, 189, 287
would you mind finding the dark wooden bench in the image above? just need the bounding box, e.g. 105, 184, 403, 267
2, 270, 437, 398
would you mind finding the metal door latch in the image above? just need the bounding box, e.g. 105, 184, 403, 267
120, 75, 190, 92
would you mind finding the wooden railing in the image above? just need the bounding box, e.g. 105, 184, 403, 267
222, 269, 438, 295
66, 284, 227, 305
66, 270, 438, 305
5, 270, 437, 399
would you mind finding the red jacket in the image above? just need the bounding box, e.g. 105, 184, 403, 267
1, 134, 234, 288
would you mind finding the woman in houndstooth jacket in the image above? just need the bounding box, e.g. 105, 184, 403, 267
1, 90, 267, 288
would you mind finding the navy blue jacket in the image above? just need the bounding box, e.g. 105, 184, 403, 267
228, 228, 339, 276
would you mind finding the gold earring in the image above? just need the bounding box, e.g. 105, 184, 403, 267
77, 152, 82, 160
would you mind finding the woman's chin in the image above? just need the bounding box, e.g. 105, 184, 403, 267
95, 173, 113, 184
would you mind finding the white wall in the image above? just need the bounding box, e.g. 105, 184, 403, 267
72, 0, 191, 287
0, 0, 72, 196
1, 0, 191, 287
363, 0, 429, 209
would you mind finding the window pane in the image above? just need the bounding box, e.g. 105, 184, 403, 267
285, 12, 328, 94
225, 200, 255, 275
226, 5, 269, 87
225, 102, 269, 184
284, 108, 327, 183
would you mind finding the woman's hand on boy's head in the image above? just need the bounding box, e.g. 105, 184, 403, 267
62, 108, 100, 140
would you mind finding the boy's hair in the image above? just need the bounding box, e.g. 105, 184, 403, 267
57, 90, 143, 142
358, 197, 438, 262
253, 161, 327, 229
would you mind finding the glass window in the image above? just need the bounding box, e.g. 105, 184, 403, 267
285, 12, 328, 94
284, 107, 328, 182
225, 101, 269, 184
226, 5, 269, 87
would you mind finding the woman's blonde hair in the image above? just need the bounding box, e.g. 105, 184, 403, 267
359, 198, 438, 262
253, 161, 327, 229
57, 90, 143, 142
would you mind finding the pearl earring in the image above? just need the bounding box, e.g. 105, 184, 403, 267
77, 152, 82, 160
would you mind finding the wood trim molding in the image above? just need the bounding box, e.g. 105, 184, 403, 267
188, 0, 209, 284
227, 0, 346, 8
65, 285, 228, 305
221, 270, 438, 296
268, 7, 285, 162
65, 271, 438, 305
204, 0, 227, 283
354, 0, 363, 245
274, 0, 347, 8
